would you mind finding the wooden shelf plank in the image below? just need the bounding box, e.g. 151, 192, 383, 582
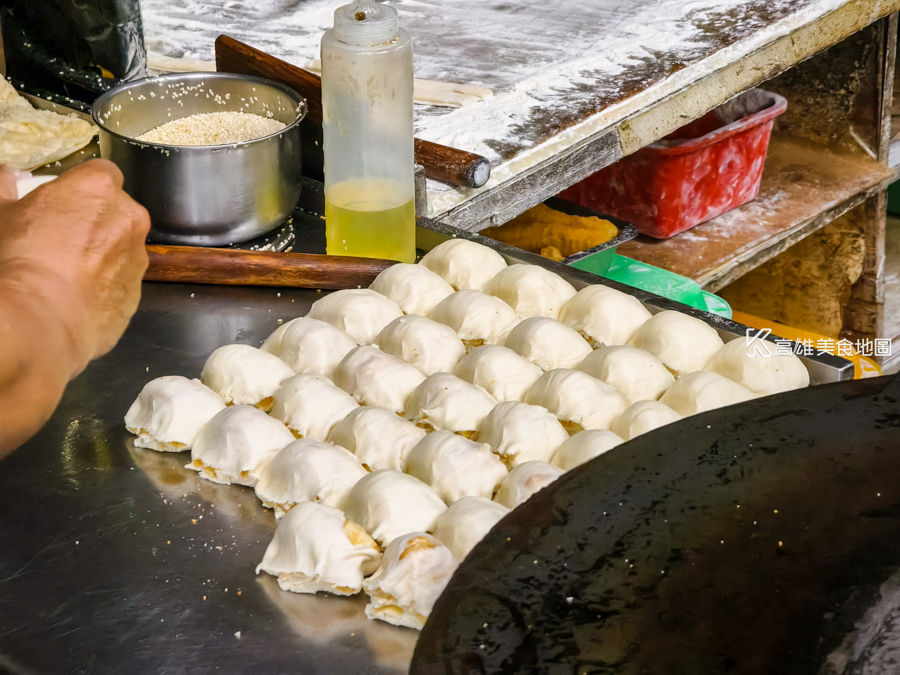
617, 134, 893, 293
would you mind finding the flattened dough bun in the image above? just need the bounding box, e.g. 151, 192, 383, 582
504, 316, 592, 371
255, 438, 367, 517
260, 317, 357, 378
432, 496, 509, 561
611, 400, 682, 441
660, 370, 755, 417
559, 285, 652, 347
484, 264, 576, 320
344, 471, 447, 546
363, 532, 458, 630
477, 401, 569, 468
550, 429, 624, 471
525, 369, 627, 432
187, 405, 294, 487
270, 374, 359, 441
419, 238, 508, 291
256, 501, 380, 596
0, 76, 97, 170
405, 431, 508, 504
454, 345, 543, 403
328, 406, 427, 472
429, 290, 519, 349
375, 315, 466, 376
200, 343, 294, 410
369, 263, 454, 316
627, 310, 724, 377
705, 337, 810, 396
580, 345, 674, 406
125, 376, 225, 452
404, 372, 498, 435
307, 289, 403, 345
494, 460, 564, 509
334, 345, 426, 413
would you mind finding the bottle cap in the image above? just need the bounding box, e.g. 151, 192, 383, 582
333, 0, 399, 46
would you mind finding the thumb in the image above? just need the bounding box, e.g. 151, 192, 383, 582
0, 166, 18, 205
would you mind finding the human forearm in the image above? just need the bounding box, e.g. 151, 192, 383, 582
0, 268, 86, 456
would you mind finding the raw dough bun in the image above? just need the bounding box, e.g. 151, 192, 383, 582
503, 316, 592, 371
256, 501, 380, 596
611, 400, 682, 441
705, 338, 810, 396
270, 374, 359, 441
627, 310, 725, 377
419, 239, 508, 291
255, 438, 367, 516
375, 315, 466, 376
363, 532, 458, 630
404, 372, 498, 435
559, 285, 652, 347
659, 371, 756, 417
200, 344, 294, 410
429, 290, 519, 349
432, 496, 509, 561
307, 289, 403, 345
454, 344, 543, 403
484, 264, 577, 320
405, 431, 508, 504
476, 401, 569, 467
344, 470, 447, 546
550, 429, 624, 471
125, 376, 225, 452
525, 369, 627, 432
328, 407, 427, 472
187, 405, 294, 487
0, 76, 96, 170
333, 345, 426, 413
369, 263, 455, 316
260, 317, 357, 378
494, 460, 564, 509
579, 345, 674, 405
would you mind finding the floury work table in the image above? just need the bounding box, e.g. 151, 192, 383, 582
143, 0, 900, 367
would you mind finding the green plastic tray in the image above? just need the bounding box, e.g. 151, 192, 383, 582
597, 254, 732, 318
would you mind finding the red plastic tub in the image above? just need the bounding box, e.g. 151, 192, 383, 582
559, 88, 788, 239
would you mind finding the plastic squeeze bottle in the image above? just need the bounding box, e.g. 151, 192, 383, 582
321, 0, 416, 263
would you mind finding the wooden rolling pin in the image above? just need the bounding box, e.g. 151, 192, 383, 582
145, 245, 395, 289
214, 35, 492, 189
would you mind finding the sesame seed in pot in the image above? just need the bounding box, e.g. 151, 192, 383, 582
136, 111, 287, 146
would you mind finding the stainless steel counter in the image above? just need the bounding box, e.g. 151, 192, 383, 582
0, 282, 418, 674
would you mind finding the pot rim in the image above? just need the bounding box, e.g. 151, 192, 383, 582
91, 71, 308, 151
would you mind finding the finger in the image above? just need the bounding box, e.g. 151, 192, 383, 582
61, 158, 125, 191
125, 195, 151, 239
0, 165, 18, 205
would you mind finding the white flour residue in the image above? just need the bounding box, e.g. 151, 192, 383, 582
141, 0, 337, 65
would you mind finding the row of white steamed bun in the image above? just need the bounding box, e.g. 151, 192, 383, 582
125, 238, 811, 630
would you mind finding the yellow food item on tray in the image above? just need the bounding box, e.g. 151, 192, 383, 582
482, 203, 618, 260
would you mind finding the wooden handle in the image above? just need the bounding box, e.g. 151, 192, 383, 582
214, 35, 492, 189
145, 245, 395, 289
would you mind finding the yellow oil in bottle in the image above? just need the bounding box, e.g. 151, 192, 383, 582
325, 178, 416, 263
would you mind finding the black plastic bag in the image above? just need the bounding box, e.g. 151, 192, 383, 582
1, 0, 147, 107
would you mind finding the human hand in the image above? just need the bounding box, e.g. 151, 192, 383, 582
0, 160, 151, 371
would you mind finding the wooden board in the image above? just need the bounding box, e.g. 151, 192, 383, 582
617, 134, 894, 292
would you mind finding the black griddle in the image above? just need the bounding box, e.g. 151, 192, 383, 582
412, 375, 900, 675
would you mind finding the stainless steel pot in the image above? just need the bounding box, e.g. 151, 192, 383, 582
92, 72, 307, 246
